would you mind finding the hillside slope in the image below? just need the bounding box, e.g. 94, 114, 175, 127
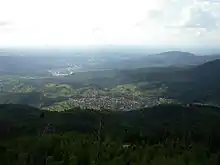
162, 59, 220, 104
1, 104, 220, 164
192, 59, 220, 79
1, 104, 220, 141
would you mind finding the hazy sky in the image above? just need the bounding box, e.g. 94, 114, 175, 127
0, 0, 220, 47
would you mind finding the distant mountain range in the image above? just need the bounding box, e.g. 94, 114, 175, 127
135, 51, 220, 67
90, 51, 220, 69
0, 50, 220, 75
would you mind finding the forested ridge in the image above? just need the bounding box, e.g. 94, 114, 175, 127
1, 104, 220, 164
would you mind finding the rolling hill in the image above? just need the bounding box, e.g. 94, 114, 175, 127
1, 51, 220, 75
147, 51, 220, 66
192, 59, 220, 79
161, 59, 220, 104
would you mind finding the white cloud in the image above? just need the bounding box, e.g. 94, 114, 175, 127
180, 0, 220, 30
159, 0, 220, 45
0, 0, 219, 47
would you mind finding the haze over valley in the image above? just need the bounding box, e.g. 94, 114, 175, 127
1, 48, 220, 111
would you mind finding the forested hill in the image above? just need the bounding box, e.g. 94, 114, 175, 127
118, 59, 220, 104
2, 104, 220, 164
168, 59, 220, 103
1, 103, 220, 141
191, 59, 220, 79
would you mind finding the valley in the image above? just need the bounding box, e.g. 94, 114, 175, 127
1, 51, 220, 112
1, 50, 220, 165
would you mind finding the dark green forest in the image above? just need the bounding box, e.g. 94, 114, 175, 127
1, 104, 220, 164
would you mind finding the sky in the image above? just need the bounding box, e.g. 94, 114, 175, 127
0, 0, 220, 48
